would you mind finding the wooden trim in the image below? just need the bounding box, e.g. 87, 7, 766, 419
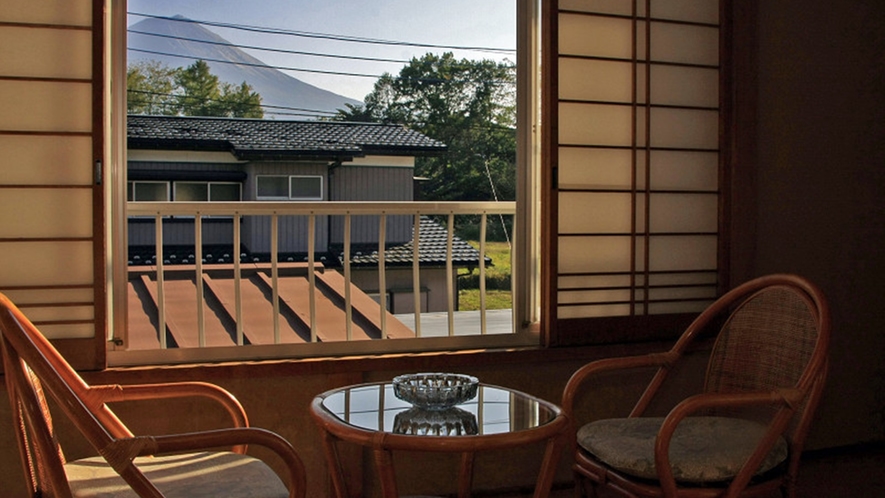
0, 75, 92, 84
87, 339, 683, 385
0, 21, 92, 30
0, 130, 92, 137
717, 0, 734, 294
540, 0, 558, 347
55, 337, 103, 371
91, 0, 108, 370
553, 314, 697, 347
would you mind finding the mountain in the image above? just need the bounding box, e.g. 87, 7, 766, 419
128, 15, 361, 118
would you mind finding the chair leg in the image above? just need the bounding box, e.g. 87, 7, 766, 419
574, 472, 598, 498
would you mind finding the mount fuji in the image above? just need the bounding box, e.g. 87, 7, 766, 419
128, 15, 362, 118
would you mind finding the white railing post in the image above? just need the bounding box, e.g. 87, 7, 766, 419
378, 213, 387, 338
446, 212, 455, 337
195, 213, 205, 344
308, 214, 317, 343
233, 213, 243, 346
344, 214, 353, 341
412, 214, 422, 337
480, 213, 488, 335
155, 213, 166, 349
271, 214, 280, 344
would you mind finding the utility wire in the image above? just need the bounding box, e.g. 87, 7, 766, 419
128, 12, 516, 56
129, 47, 517, 85
127, 88, 338, 117
128, 29, 414, 65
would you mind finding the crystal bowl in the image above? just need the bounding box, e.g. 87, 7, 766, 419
393, 406, 479, 436
392, 373, 479, 410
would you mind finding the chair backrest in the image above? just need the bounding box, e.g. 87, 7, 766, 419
1, 292, 128, 498
703, 275, 830, 449
705, 282, 823, 395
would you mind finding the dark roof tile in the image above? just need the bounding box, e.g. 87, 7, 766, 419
127, 115, 447, 159
348, 217, 487, 267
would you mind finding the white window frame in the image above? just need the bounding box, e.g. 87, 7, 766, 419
256, 175, 324, 201
108, 0, 541, 364
128, 180, 170, 201
173, 181, 243, 202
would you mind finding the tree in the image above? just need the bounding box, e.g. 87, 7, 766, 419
335, 53, 516, 203
127, 61, 178, 115
218, 81, 264, 118
174, 60, 223, 116
128, 60, 263, 118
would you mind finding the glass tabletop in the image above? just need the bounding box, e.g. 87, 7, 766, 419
319, 382, 560, 437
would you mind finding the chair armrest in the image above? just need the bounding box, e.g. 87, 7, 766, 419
86, 382, 250, 453
104, 427, 306, 498
654, 389, 802, 497
89, 382, 248, 427
561, 352, 675, 419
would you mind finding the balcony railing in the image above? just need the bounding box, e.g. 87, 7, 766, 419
116, 201, 522, 363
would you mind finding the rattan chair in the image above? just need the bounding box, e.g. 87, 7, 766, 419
562, 274, 830, 498
0, 292, 307, 498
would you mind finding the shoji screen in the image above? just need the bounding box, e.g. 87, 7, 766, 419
0, 0, 105, 368
544, 0, 726, 345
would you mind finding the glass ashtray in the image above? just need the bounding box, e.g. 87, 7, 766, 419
393, 406, 479, 436
392, 372, 479, 410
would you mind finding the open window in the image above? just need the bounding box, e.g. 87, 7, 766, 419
108, 0, 540, 364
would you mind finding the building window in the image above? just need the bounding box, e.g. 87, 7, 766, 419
256, 175, 323, 201
174, 181, 242, 202
128, 181, 169, 201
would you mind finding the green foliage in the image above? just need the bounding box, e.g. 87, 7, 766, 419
458, 241, 512, 291
128, 60, 263, 118
127, 61, 178, 115
458, 289, 512, 311
335, 52, 516, 202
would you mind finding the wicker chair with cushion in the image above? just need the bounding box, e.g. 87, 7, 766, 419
0, 292, 307, 498
562, 274, 830, 498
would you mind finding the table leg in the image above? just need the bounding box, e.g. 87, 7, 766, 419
533, 434, 566, 498
458, 451, 475, 498
320, 431, 350, 498
374, 447, 399, 498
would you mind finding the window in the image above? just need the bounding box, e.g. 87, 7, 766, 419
256, 175, 322, 201
174, 181, 242, 202
128, 181, 169, 201
109, 0, 538, 364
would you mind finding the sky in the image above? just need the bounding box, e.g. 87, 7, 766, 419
127, 0, 517, 101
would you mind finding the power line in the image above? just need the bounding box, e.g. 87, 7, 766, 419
127, 88, 336, 117
128, 29, 413, 65
128, 48, 517, 86
130, 48, 384, 80
128, 12, 516, 56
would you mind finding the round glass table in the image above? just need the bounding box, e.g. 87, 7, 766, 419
310, 380, 567, 498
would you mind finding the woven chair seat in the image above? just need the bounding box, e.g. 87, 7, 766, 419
577, 416, 788, 483
66, 451, 289, 498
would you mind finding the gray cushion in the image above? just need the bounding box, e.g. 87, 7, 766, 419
65, 451, 289, 498
577, 416, 788, 483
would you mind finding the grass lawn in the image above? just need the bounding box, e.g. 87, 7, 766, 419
458, 241, 512, 310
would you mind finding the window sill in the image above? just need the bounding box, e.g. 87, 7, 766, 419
93, 338, 697, 385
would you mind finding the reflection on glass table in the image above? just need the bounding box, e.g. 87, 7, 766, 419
311, 380, 567, 498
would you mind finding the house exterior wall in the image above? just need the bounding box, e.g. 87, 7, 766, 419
242, 161, 331, 253
125, 157, 417, 257
127, 160, 244, 247
329, 164, 414, 246
349, 267, 452, 314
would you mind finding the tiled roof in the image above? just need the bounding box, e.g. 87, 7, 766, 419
348, 216, 488, 268
127, 115, 447, 159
